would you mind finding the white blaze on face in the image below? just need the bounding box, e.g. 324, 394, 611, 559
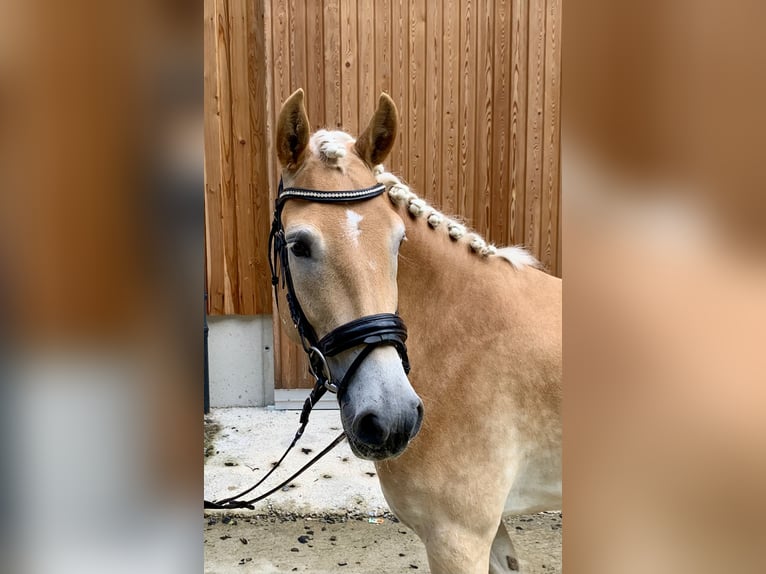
344, 209, 364, 246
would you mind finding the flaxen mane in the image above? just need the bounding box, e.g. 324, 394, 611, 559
373, 165, 541, 270
309, 130, 353, 167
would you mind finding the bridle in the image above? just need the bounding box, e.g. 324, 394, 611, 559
204, 177, 411, 511
268, 177, 411, 427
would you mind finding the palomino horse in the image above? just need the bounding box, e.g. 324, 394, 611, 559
273, 89, 561, 573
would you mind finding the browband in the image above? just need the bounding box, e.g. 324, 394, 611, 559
277, 182, 387, 206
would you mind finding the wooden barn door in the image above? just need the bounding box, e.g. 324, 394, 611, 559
259, 0, 562, 391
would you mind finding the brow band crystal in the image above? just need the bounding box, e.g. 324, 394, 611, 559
279, 184, 386, 203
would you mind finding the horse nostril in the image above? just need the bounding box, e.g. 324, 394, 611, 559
411, 401, 424, 439
355, 412, 388, 447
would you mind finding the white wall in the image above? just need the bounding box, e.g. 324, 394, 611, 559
207, 315, 274, 407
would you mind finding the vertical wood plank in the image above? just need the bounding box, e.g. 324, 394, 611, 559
305, 0, 325, 130
525, 0, 546, 259
289, 0, 307, 96
490, 0, 512, 246
540, 0, 561, 274
357, 0, 376, 130
373, 0, 392, 162
272, 0, 291, 109
441, 0, 459, 215
267, 0, 285, 386
458, 0, 477, 221
229, 0, 257, 313
340, 0, 358, 134
215, 0, 238, 315
375, 0, 392, 96
264, 0, 277, 199
474, 0, 494, 235
408, 0, 426, 192
510, 0, 529, 246
204, 0, 224, 314
424, 0, 442, 205
390, 0, 409, 176
323, 0, 342, 128
249, 0, 272, 312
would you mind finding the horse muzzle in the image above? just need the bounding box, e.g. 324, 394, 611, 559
342, 399, 424, 461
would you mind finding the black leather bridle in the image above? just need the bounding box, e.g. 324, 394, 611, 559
204, 177, 412, 511
268, 178, 411, 438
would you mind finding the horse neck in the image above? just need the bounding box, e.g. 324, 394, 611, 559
395, 205, 498, 337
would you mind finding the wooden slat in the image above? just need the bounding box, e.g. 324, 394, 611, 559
264, 0, 277, 198
540, 0, 561, 274
424, 0, 442, 205
458, 0, 477, 221
323, 0, 342, 128
288, 0, 307, 97
375, 0, 392, 96
305, 0, 325, 130
490, 0, 512, 245
408, 0, 426, 192
525, 0, 546, 259
358, 0, 376, 129
272, 0, 291, 107
249, 0, 273, 312
229, 0, 257, 313
204, 0, 225, 314
441, 0, 459, 215
390, 0, 409, 176
474, 0, 494, 235
215, 0, 238, 315
340, 0, 358, 135
510, 0, 529, 246
265, 0, 287, 387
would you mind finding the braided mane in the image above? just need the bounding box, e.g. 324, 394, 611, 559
374, 165, 540, 270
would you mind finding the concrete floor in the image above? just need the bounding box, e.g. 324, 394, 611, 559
204, 408, 562, 573
204, 407, 389, 516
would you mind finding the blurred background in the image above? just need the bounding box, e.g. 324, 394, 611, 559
0, 1, 201, 572
565, 1, 766, 573
0, 0, 763, 573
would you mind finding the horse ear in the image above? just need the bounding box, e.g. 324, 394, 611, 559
355, 93, 398, 167
276, 88, 310, 169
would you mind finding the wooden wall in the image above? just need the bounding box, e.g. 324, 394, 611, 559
204, 0, 562, 388
205, 0, 273, 315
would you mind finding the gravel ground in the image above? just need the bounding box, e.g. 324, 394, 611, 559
204, 511, 561, 573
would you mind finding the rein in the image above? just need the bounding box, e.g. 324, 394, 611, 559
204, 178, 411, 511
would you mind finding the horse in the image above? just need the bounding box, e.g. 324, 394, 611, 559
273, 88, 561, 573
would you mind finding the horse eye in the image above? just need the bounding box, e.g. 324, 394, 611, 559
290, 240, 311, 258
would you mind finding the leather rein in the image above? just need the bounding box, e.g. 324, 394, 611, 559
204, 178, 410, 510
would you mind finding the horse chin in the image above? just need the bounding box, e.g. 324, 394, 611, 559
346, 436, 407, 462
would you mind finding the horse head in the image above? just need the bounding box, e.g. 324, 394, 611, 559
274, 88, 423, 461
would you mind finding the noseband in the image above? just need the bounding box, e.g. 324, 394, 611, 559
268, 178, 411, 436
